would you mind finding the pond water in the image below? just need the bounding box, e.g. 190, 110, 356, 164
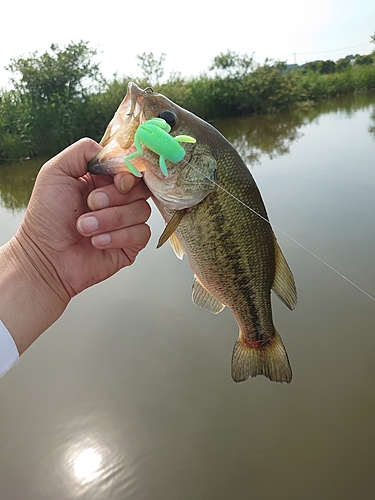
0, 92, 375, 500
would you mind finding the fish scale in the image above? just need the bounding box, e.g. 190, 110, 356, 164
170, 152, 275, 338
89, 82, 297, 384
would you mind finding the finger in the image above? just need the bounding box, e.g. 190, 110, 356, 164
79, 170, 147, 205
91, 223, 151, 250
114, 172, 139, 194
43, 138, 102, 179
77, 199, 151, 237
81, 169, 142, 196
77, 173, 114, 198
87, 180, 151, 212
87, 174, 115, 189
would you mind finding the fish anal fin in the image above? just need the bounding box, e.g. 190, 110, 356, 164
272, 238, 297, 310
231, 330, 292, 383
156, 209, 187, 249
192, 275, 225, 314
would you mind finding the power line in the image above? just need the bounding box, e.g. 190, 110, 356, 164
293, 42, 371, 56
285, 42, 373, 64
285, 42, 373, 65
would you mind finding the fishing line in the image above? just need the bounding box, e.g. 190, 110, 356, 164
181, 158, 375, 303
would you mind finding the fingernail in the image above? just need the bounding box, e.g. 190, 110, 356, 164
92, 233, 111, 247
120, 174, 135, 193
88, 191, 109, 210
78, 216, 99, 234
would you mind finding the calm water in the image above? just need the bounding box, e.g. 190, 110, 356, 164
1, 93, 375, 499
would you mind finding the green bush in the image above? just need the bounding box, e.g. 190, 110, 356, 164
2, 43, 375, 160
355, 54, 374, 66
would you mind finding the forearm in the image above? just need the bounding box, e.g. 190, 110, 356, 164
0, 230, 70, 355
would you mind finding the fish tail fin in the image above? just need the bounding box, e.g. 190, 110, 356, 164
231, 330, 292, 384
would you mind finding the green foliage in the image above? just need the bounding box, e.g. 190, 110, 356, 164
336, 57, 352, 71
355, 54, 374, 66
187, 60, 306, 119
295, 63, 375, 101
1, 41, 105, 159
301, 59, 336, 75
320, 60, 336, 74
2, 42, 375, 160
301, 61, 323, 74
136, 52, 166, 86
6, 41, 104, 101
82, 78, 131, 141
210, 50, 256, 78
0, 91, 34, 159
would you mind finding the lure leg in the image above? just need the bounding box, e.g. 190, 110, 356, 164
159, 156, 169, 177
174, 135, 197, 144
124, 136, 143, 177
125, 159, 143, 177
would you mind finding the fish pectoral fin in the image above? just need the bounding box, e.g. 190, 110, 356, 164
272, 238, 298, 310
231, 330, 292, 384
156, 209, 187, 249
192, 275, 225, 314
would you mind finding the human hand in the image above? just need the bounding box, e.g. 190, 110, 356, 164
0, 138, 151, 354
19, 138, 151, 298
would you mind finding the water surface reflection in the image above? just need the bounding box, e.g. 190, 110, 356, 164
0, 92, 375, 500
0, 157, 42, 212
60, 415, 131, 499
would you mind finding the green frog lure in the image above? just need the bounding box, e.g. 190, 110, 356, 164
124, 117, 196, 177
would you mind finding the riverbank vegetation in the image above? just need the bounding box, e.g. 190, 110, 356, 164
1, 40, 375, 160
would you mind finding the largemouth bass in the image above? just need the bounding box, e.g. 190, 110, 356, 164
89, 82, 297, 383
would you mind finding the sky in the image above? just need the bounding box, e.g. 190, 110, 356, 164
1, 0, 374, 90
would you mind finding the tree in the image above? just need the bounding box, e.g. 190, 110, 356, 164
355, 54, 374, 66
3, 41, 105, 156
336, 56, 352, 72
136, 52, 166, 86
6, 41, 105, 103
210, 51, 256, 78
320, 60, 336, 74
301, 61, 323, 74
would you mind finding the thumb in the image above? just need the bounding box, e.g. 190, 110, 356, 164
43, 138, 103, 179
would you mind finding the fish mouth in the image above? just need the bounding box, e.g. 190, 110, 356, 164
88, 82, 148, 176
88, 82, 196, 182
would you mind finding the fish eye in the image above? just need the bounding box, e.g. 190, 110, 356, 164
158, 110, 177, 129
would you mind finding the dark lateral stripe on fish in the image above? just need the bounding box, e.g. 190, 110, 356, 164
88, 83, 297, 384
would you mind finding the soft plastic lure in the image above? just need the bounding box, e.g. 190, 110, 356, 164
124, 117, 196, 177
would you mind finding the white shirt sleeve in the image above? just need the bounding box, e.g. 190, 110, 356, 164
0, 320, 20, 378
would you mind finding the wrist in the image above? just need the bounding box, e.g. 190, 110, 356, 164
0, 230, 71, 354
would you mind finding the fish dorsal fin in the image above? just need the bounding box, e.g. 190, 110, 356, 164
156, 209, 187, 249
272, 237, 298, 310
169, 233, 184, 260
192, 275, 225, 314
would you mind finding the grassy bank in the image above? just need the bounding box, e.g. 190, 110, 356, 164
298, 63, 375, 101
1, 45, 375, 160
